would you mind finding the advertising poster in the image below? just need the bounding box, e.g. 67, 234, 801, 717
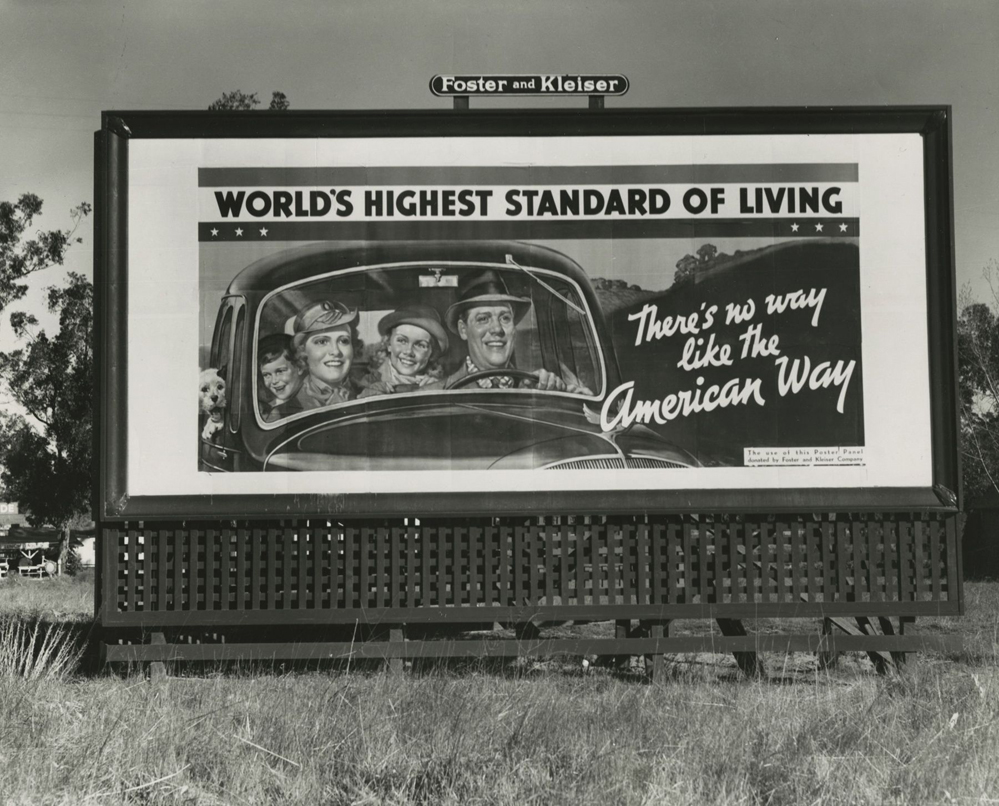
123, 132, 934, 504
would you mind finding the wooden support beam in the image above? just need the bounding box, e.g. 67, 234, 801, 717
388, 626, 405, 674
716, 619, 765, 679
149, 631, 168, 682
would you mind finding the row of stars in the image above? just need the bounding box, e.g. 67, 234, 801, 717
790, 222, 850, 233
209, 227, 268, 237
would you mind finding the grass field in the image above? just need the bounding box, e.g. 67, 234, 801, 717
0, 573, 996, 805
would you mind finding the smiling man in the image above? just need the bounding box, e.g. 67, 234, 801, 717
444, 269, 576, 391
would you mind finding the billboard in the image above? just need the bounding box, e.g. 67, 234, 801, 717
97, 109, 957, 518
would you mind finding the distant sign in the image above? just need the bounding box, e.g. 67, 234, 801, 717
0, 503, 17, 515
430, 74, 629, 97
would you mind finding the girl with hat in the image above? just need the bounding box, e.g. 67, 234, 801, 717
358, 306, 449, 398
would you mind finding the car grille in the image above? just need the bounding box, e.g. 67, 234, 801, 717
546, 457, 688, 470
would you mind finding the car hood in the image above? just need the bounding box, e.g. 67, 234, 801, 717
261, 396, 697, 472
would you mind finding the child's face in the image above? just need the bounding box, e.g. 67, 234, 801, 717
261, 354, 303, 401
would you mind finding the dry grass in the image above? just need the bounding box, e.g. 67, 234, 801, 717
0, 574, 996, 805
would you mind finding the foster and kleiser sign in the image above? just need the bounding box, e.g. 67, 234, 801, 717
430, 74, 629, 97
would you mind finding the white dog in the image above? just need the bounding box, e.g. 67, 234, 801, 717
199, 368, 226, 442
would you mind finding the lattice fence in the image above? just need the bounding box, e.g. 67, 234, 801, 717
102, 514, 960, 625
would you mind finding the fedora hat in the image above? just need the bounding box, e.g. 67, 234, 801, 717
444, 269, 532, 334
378, 305, 449, 355
291, 300, 358, 349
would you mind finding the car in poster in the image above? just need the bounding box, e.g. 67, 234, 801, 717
199, 240, 698, 473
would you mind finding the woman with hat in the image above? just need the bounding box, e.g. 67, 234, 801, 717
291, 300, 361, 410
358, 306, 449, 398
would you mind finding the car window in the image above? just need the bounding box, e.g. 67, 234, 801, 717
253, 262, 604, 426
211, 304, 233, 379
229, 303, 245, 433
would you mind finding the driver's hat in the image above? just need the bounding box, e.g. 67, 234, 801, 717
444, 270, 532, 334
291, 300, 358, 349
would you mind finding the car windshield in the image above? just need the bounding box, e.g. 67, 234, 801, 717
253, 261, 604, 426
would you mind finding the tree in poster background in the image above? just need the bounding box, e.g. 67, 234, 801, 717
609, 240, 864, 466
0, 195, 93, 534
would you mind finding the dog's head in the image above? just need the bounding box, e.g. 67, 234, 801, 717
199, 369, 227, 418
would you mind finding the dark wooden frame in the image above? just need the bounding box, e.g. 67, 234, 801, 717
95, 106, 959, 521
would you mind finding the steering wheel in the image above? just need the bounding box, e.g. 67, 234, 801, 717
445, 368, 538, 390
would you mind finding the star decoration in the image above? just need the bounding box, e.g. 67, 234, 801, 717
814, 223, 824, 232
259, 227, 269, 237
839, 223, 848, 233
235, 227, 244, 237
790, 223, 799, 232
210, 228, 219, 237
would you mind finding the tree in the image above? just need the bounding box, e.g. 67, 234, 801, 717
0, 197, 92, 541
674, 254, 699, 285
957, 269, 999, 500
208, 90, 290, 110
696, 243, 718, 263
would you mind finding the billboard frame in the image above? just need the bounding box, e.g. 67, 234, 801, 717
94, 106, 959, 521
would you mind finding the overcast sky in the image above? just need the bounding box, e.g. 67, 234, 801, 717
1, 0, 997, 344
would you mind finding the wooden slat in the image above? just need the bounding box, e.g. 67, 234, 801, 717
281, 527, 293, 609
944, 516, 960, 601
125, 529, 137, 612
852, 519, 866, 601
140, 531, 151, 612
452, 524, 464, 606
744, 521, 758, 604
623, 523, 637, 605
312, 526, 324, 610
544, 523, 554, 605
606, 522, 619, 606
774, 522, 788, 603
469, 524, 481, 606
650, 522, 663, 605
220, 528, 231, 611
897, 520, 913, 602
498, 524, 511, 607
250, 528, 262, 610
266, 528, 277, 610
834, 520, 849, 603
359, 527, 371, 608
682, 521, 694, 605
636, 523, 649, 606
422, 525, 433, 606
438, 524, 449, 605
189, 527, 199, 610
375, 526, 387, 609
711, 521, 723, 604
885, 520, 899, 602
406, 526, 417, 608
591, 521, 603, 605
929, 519, 942, 600
157, 529, 168, 612
204, 528, 216, 612
868, 520, 883, 602
911, 520, 924, 600
728, 520, 740, 604
789, 521, 803, 601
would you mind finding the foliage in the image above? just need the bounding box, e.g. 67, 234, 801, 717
208, 90, 290, 110
957, 270, 999, 500
0, 197, 92, 529
0, 196, 89, 314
